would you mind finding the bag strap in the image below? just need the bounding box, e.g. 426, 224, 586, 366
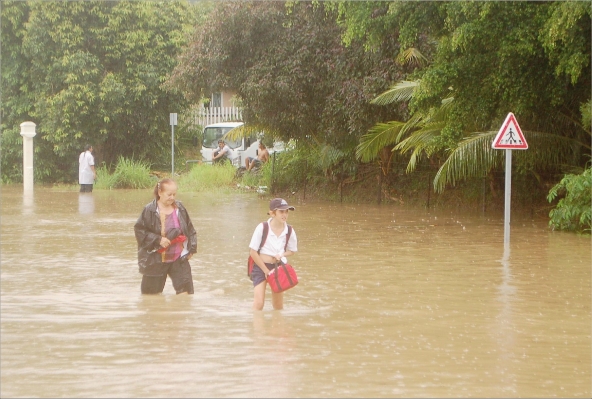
258, 222, 291, 255
284, 225, 292, 252
257, 222, 269, 254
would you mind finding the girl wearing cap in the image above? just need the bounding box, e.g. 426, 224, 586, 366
248, 198, 298, 310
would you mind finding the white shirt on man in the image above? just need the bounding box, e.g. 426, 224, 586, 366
217, 144, 233, 160
79, 150, 95, 184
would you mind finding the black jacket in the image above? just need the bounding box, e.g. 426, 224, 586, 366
134, 199, 197, 275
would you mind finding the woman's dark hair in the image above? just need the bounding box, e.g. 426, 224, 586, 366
84, 144, 92, 151
154, 178, 175, 200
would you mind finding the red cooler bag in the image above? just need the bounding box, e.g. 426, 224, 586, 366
267, 262, 298, 293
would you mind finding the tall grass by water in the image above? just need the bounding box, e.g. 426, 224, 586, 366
95, 157, 154, 189
70, 156, 268, 195
177, 162, 236, 193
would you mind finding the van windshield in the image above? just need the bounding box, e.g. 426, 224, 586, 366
203, 127, 242, 149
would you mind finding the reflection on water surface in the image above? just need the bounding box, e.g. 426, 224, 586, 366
1, 185, 590, 397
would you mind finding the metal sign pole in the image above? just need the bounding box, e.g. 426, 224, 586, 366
170, 113, 177, 176
171, 124, 175, 176
504, 149, 512, 247
492, 112, 528, 249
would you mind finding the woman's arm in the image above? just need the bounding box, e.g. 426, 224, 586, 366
178, 205, 198, 257
134, 208, 161, 251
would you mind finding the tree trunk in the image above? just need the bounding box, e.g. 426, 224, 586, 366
377, 168, 382, 204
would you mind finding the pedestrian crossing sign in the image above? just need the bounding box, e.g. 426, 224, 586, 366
492, 112, 528, 150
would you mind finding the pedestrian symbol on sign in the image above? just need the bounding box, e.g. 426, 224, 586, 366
503, 127, 521, 145
492, 113, 528, 150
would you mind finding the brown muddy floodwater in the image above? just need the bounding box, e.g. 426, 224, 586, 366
1, 185, 590, 398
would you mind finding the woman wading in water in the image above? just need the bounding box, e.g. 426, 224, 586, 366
134, 178, 197, 295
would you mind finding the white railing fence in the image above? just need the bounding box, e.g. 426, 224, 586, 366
185, 106, 243, 128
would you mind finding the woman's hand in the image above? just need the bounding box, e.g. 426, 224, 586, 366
160, 237, 170, 248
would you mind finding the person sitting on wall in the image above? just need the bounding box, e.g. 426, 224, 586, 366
212, 140, 233, 164
245, 142, 270, 171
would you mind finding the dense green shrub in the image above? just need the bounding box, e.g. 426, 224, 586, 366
239, 164, 270, 189
547, 166, 591, 233
94, 157, 154, 190
94, 163, 119, 190
177, 162, 235, 193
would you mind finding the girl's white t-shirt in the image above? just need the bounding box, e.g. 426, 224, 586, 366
249, 219, 298, 257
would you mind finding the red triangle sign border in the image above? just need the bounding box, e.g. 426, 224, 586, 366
492, 112, 528, 150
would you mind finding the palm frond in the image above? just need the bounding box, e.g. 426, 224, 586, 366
356, 121, 406, 162
224, 124, 274, 141
433, 130, 587, 193
406, 150, 420, 173
550, 110, 590, 138
422, 99, 453, 124
395, 99, 452, 141
395, 123, 444, 172
370, 80, 420, 106
393, 123, 443, 173
433, 131, 501, 193
317, 144, 346, 172
440, 96, 454, 109
398, 111, 425, 138
397, 47, 428, 67
512, 130, 587, 168
395, 122, 445, 154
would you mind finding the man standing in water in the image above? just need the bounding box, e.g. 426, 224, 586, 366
79, 144, 96, 192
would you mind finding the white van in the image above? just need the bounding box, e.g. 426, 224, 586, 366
200, 122, 258, 168
200, 121, 286, 168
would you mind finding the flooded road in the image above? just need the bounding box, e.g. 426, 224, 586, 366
1, 185, 590, 397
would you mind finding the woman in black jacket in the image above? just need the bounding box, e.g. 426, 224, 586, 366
134, 178, 197, 294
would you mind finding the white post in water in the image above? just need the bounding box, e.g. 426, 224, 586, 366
20, 121, 37, 191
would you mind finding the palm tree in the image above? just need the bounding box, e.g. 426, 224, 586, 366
355, 79, 449, 179
357, 82, 591, 195
433, 129, 588, 193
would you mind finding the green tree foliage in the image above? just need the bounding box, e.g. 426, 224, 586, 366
349, 1, 590, 197
1, 0, 200, 183
541, 0, 591, 85
330, 0, 445, 53
547, 166, 591, 233
547, 99, 592, 233
167, 1, 404, 178
1, 1, 35, 181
